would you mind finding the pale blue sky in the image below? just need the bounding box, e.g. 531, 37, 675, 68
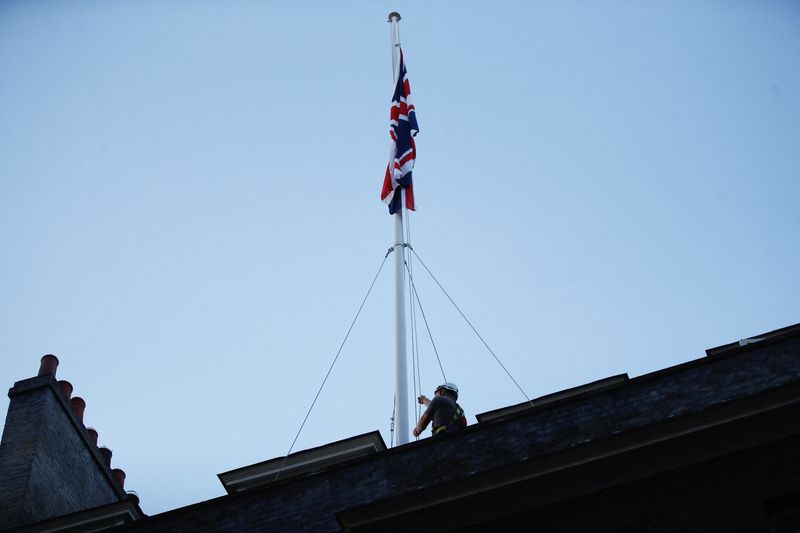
1, 1, 798, 515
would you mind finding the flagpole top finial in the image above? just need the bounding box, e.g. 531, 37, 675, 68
388, 12, 401, 23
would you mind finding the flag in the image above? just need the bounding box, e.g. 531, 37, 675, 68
381, 48, 419, 215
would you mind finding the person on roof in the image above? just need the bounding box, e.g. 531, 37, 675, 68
412, 382, 467, 438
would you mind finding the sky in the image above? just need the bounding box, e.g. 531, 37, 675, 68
1, 0, 799, 516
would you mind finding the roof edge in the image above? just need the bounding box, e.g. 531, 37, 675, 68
217, 430, 387, 494
705, 322, 800, 357
476, 374, 629, 424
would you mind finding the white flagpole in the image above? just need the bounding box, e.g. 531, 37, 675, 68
388, 11, 410, 445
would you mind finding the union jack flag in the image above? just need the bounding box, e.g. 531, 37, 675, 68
381, 48, 419, 215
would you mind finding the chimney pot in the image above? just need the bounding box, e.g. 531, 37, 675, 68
58, 380, 73, 400
126, 490, 140, 505
38, 354, 59, 377
112, 468, 126, 488
99, 446, 112, 466
70, 397, 86, 423
86, 427, 99, 446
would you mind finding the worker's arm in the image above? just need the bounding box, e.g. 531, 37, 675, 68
412, 412, 430, 437
417, 394, 430, 407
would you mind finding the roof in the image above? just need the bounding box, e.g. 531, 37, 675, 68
705, 322, 800, 357
476, 374, 629, 424
108, 322, 800, 532
218, 431, 386, 494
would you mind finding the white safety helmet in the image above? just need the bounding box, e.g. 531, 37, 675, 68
436, 382, 459, 398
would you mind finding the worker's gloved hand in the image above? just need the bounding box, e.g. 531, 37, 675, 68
417, 395, 429, 405
412, 427, 421, 437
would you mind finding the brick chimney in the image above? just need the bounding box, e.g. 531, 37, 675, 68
0, 356, 129, 530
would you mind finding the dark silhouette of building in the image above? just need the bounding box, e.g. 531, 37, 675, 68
0, 355, 142, 531
2, 323, 799, 532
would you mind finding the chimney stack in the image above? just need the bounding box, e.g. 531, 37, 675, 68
69, 397, 86, 423
99, 447, 112, 467
38, 354, 59, 377
112, 468, 126, 489
58, 380, 73, 400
